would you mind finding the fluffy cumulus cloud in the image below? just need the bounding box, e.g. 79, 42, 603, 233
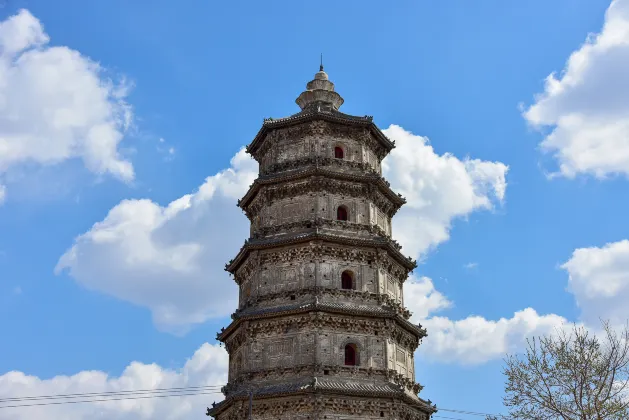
523, 0, 629, 179
404, 276, 452, 321
561, 239, 629, 326
420, 310, 569, 364
0, 9, 134, 201
55, 123, 507, 334
382, 124, 508, 258
55, 148, 257, 333
0, 343, 227, 420
404, 277, 568, 365
50, 116, 555, 364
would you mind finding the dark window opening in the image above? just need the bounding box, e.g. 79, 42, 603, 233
341, 271, 353, 290
334, 146, 344, 159
337, 206, 348, 221
290, 295, 296, 300
324, 369, 330, 375
344, 344, 357, 366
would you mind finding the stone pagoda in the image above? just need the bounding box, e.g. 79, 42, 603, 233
208, 66, 437, 420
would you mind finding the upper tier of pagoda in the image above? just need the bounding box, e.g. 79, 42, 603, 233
246, 67, 395, 161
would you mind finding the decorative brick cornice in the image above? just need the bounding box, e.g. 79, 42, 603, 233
238, 165, 406, 215
261, 154, 376, 176
238, 286, 413, 319
252, 217, 391, 240
207, 382, 436, 419
246, 109, 394, 158
226, 231, 417, 274
216, 300, 426, 346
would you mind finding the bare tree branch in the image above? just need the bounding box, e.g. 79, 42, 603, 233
497, 320, 629, 420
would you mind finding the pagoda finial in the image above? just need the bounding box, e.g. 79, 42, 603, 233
295, 58, 344, 111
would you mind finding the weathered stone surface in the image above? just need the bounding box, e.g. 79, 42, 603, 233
208, 68, 436, 419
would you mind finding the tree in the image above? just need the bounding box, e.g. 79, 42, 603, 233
496, 320, 629, 420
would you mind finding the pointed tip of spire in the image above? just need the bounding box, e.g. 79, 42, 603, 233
320, 53, 324, 72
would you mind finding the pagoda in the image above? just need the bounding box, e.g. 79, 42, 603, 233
207, 66, 437, 419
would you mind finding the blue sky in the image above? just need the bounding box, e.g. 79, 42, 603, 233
2, 0, 629, 418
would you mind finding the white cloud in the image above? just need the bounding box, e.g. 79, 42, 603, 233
0, 9, 134, 201
561, 239, 629, 326
404, 276, 452, 320
420, 309, 569, 365
56, 123, 508, 333
382, 124, 508, 258
0, 343, 227, 420
523, 0, 629, 179
55, 148, 257, 333
404, 277, 568, 365
464, 262, 478, 270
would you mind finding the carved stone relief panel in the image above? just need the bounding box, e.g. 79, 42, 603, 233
260, 196, 316, 228
234, 245, 413, 311
375, 207, 390, 235
228, 313, 420, 369
370, 336, 385, 368
228, 349, 243, 382
387, 275, 397, 301
377, 269, 386, 294
318, 192, 374, 227
363, 265, 376, 293
245, 243, 410, 286
319, 333, 333, 364
363, 145, 381, 175
299, 333, 315, 364
316, 331, 386, 369
385, 339, 415, 380
396, 348, 408, 377
257, 263, 305, 296
245, 177, 400, 224
378, 270, 403, 305
267, 336, 294, 368
235, 333, 320, 375
275, 137, 309, 164
319, 262, 332, 287
239, 277, 252, 309
255, 121, 388, 177
250, 339, 264, 371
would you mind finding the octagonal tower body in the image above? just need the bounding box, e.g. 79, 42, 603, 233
209, 67, 437, 420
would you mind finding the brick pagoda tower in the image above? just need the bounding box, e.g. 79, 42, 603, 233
208, 66, 437, 420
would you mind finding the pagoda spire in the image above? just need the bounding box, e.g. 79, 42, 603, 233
295, 63, 344, 112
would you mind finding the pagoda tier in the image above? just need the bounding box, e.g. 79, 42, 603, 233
239, 166, 407, 218
208, 67, 437, 420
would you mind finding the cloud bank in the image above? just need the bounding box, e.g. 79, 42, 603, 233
524, 0, 629, 179
0, 9, 134, 202
0, 343, 227, 420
